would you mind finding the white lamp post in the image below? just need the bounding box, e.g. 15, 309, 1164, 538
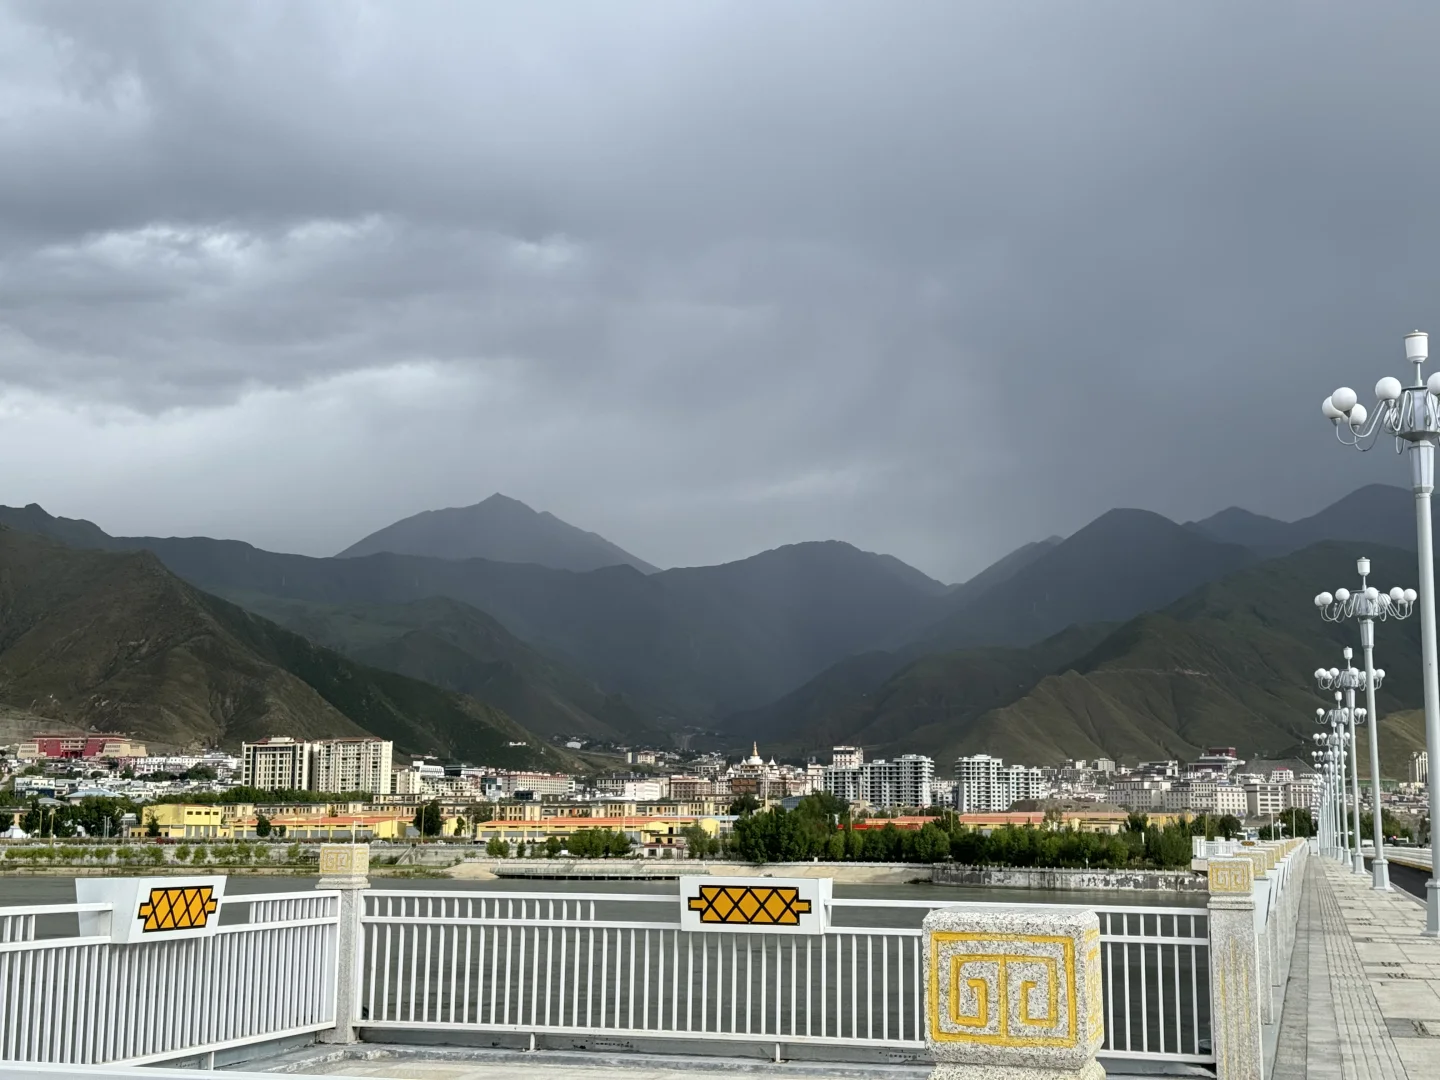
1324, 329, 1440, 928
1314, 717, 1356, 864
1316, 560, 1414, 889
1316, 656, 1369, 874
1311, 748, 1334, 855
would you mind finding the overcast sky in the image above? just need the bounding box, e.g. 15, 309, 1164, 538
1, 2, 1438, 582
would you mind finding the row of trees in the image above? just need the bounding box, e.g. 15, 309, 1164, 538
723, 797, 1307, 869
483, 830, 635, 858
0, 796, 136, 839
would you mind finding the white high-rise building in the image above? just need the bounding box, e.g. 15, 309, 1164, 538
864, 755, 934, 810
831, 746, 864, 769
310, 738, 393, 795
241, 738, 312, 791
819, 754, 934, 809
820, 765, 863, 803
1002, 764, 1048, 803
954, 754, 1007, 812
1411, 751, 1430, 786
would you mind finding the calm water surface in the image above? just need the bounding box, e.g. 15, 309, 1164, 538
0, 873, 1206, 910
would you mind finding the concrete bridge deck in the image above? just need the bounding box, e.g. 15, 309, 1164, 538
1273, 857, 1440, 1080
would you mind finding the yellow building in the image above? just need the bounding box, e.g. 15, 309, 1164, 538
475, 815, 722, 852
143, 802, 436, 841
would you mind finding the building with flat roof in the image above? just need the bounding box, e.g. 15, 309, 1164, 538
241, 738, 312, 791
309, 738, 392, 795
16, 735, 147, 760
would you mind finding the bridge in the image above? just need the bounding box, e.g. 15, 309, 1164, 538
0, 837, 1400, 1080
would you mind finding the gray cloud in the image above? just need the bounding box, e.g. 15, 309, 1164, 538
0, 1, 1436, 579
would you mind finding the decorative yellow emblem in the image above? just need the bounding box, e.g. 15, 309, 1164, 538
687, 884, 812, 926
930, 933, 1079, 1048
1083, 927, 1103, 1036
136, 886, 218, 932
1208, 858, 1254, 893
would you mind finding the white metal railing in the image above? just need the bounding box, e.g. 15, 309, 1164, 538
1193, 838, 1245, 859
0, 891, 339, 1066
357, 891, 1211, 1066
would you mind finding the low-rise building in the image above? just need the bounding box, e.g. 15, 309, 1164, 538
16, 735, 148, 760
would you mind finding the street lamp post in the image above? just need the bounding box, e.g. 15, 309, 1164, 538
1314, 718, 1356, 863
1317, 655, 1368, 874
1313, 749, 1328, 854
1311, 749, 1332, 854
1325, 329, 1440, 929
1316, 560, 1414, 889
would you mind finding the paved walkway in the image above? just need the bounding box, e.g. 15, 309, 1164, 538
1273, 856, 1440, 1079
273, 1047, 928, 1080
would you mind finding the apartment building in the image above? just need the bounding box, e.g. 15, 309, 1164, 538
241, 737, 312, 791
954, 754, 1007, 812
865, 755, 935, 810
241, 736, 392, 794
310, 738, 393, 796
820, 753, 934, 810
1244, 782, 1286, 818
953, 756, 1048, 812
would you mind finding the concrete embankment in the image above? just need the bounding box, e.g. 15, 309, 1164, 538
931, 864, 1207, 892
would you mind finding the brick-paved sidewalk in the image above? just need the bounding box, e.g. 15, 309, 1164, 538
1274, 855, 1440, 1079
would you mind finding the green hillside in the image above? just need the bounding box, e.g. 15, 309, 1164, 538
223, 592, 660, 741
0, 527, 573, 768
753, 542, 1428, 777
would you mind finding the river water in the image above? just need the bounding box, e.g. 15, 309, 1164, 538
0, 873, 1207, 909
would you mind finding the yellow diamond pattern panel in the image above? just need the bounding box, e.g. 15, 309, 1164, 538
137, 886, 218, 932
688, 885, 812, 926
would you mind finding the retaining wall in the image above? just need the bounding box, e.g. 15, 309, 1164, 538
931, 863, 1207, 891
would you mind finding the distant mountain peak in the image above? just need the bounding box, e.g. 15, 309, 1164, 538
336, 495, 659, 574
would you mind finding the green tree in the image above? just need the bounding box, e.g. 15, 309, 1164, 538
454, 816, 468, 838
144, 812, 161, 839
1360, 809, 1413, 841
254, 813, 272, 839
679, 823, 716, 858
413, 801, 443, 838
544, 836, 564, 858
185, 764, 218, 781
485, 836, 509, 858
729, 794, 761, 817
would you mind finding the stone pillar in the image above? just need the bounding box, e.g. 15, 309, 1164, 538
923, 906, 1105, 1080
317, 843, 370, 1044
1208, 858, 1262, 1080
1237, 850, 1273, 1024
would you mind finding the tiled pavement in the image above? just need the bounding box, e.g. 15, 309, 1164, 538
1274, 856, 1440, 1079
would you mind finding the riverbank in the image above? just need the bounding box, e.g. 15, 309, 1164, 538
931, 864, 1206, 892
0, 865, 448, 877
452, 860, 934, 884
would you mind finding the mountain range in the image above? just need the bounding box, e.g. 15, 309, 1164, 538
337, 493, 660, 573
0, 528, 575, 769
0, 482, 1429, 775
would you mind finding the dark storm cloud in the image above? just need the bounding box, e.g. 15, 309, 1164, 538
0, 1, 1435, 577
